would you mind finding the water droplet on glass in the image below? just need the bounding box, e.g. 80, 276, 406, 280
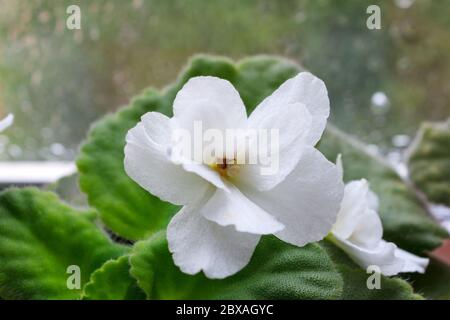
90, 27, 100, 41
50, 143, 66, 157
38, 10, 50, 23
294, 11, 306, 24
8, 145, 23, 158
366, 144, 380, 156
132, 0, 144, 9
394, 0, 415, 9
31, 70, 42, 86
370, 92, 390, 114
392, 134, 411, 148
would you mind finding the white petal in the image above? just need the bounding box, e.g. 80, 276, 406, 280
395, 248, 429, 274
333, 236, 405, 276
167, 195, 260, 279
240, 102, 312, 191
332, 179, 371, 240
0, 114, 14, 132
173, 76, 247, 132
201, 182, 284, 235
248, 102, 312, 150
235, 141, 305, 192
243, 147, 344, 247
124, 120, 208, 205
141, 112, 173, 146
336, 154, 343, 181
254, 72, 330, 146
182, 162, 228, 190
348, 209, 383, 249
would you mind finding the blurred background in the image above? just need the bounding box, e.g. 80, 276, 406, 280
0, 0, 448, 167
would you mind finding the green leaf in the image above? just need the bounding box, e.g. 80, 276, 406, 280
407, 258, 450, 300
408, 119, 450, 206
318, 125, 449, 255
320, 240, 422, 300
130, 232, 343, 300
82, 255, 145, 300
0, 188, 128, 299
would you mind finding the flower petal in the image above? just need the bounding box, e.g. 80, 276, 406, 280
124, 119, 208, 205
253, 72, 330, 146
243, 146, 344, 247
173, 76, 247, 132
348, 209, 383, 249
0, 114, 14, 132
182, 162, 228, 190
332, 236, 405, 276
167, 194, 261, 279
332, 179, 371, 240
141, 112, 173, 146
201, 182, 284, 235
248, 102, 312, 150
239, 102, 312, 191
395, 248, 429, 274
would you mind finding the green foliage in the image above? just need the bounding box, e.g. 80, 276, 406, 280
408, 259, 450, 300
130, 232, 343, 300
83, 255, 146, 300
0, 188, 128, 299
408, 119, 450, 206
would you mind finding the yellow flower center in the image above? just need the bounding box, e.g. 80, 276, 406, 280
211, 158, 240, 178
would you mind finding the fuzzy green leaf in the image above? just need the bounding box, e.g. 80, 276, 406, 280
407, 258, 450, 300
83, 255, 145, 300
408, 119, 450, 206
0, 188, 128, 299
130, 232, 343, 300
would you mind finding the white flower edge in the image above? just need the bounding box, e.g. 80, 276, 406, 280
0, 114, 13, 132
330, 156, 429, 276
125, 73, 344, 278
330, 234, 429, 276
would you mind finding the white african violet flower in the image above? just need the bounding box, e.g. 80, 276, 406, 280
330, 157, 429, 276
0, 114, 13, 132
124, 73, 344, 279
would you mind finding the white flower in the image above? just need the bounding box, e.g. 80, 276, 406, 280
330, 156, 429, 276
124, 73, 344, 278
0, 114, 13, 132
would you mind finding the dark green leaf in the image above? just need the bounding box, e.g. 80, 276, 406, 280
130, 232, 343, 300
407, 258, 450, 300
83, 255, 145, 300
408, 119, 450, 206
0, 188, 128, 299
